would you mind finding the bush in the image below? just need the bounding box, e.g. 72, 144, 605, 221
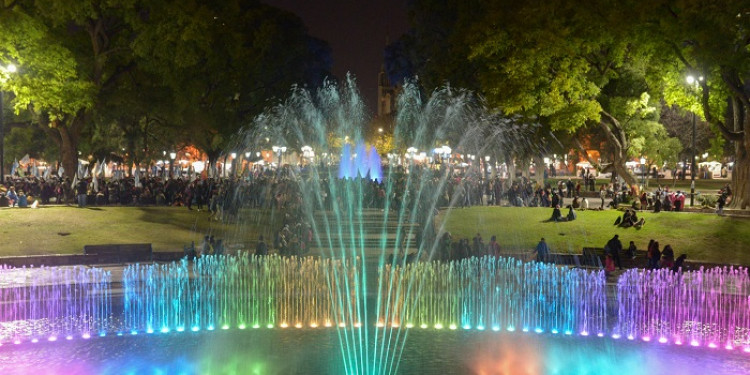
698, 193, 717, 208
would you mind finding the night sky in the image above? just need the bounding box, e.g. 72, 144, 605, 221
263, 0, 409, 113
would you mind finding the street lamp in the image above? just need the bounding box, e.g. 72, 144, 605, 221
0, 63, 18, 180
686, 74, 703, 206
169, 152, 176, 179
272, 146, 287, 166
640, 157, 646, 190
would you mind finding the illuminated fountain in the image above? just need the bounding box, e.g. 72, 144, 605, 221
1, 79, 750, 374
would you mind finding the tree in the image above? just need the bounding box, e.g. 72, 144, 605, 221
131, 0, 333, 170
651, 0, 750, 208
466, 0, 683, 187
1, 0, 135, 178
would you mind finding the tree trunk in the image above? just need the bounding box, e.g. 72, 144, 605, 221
729, 153, 749, 209
533, 154, 544, 185
58, 125, 78, 179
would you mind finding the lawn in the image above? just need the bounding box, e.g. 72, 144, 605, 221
438, 206, 750, 265
0, 206, 278, 256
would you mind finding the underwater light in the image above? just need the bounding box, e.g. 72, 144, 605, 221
66, 336, 73, 340
222, 325, 230, 330
176, 327, 185, 332
449, 324, 457, 330
48, 337, 57, 342
492, 326, 500, 332
191, 327, 200, 332
161, 327, 170, 333
435, 324, 443, 329
659, 337, 668, 344
239, 324, 247, 329
420, 324, 428, 329
535, 328, 543, 333
82, 333, 91, 339
31, 338, 39, 343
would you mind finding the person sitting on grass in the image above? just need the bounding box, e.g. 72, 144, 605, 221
566, 205, 577, 221
549, 205, 563, 222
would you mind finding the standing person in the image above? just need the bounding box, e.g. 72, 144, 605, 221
661, 244, 675, 268
488, 235, 501, 257
648, 241, 661, 269
472, 233, 484, 257
600, 185, 606, 209
605, 234, 623, 270
76, 178, 88, 208
534, 237, 550, 263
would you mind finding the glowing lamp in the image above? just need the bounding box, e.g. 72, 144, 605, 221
449, 324, 457, 330
239, 324, 246, 329
191, 327, 200, 332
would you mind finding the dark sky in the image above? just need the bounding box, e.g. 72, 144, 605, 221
263, 0, 409, 113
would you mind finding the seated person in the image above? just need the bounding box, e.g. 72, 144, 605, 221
566, 205, 577, 221
550, 205, 563, 222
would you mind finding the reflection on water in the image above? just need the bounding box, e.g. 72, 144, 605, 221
1, 329, 749, 375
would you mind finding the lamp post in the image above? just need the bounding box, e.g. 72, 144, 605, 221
169, 152, 176, 179
272, 146, 286, 167
1, 63, 17, 180
686, 74, 702, 206
640, 157, 646, 190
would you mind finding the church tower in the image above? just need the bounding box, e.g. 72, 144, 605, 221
377, 64, 397, 118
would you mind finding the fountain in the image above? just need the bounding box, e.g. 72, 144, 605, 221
1, 79, 750, 374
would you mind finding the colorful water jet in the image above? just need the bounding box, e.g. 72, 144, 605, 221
338, 142, 383, 181
0, 265, 111, 345
122, 254, 359, 334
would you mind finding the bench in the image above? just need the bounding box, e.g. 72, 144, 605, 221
84, 243, 153, 263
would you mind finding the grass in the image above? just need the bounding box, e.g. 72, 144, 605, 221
438, 206, 750, 265
0, 206, 278, 256
2, 204, 748, 266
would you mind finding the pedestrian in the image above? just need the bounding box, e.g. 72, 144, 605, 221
534, 237, 550, 263
605, 234, 623, 270
488, 235, 501, 257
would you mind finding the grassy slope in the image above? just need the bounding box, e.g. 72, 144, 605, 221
0, 206, 277, 256
438, 206, 750, 265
